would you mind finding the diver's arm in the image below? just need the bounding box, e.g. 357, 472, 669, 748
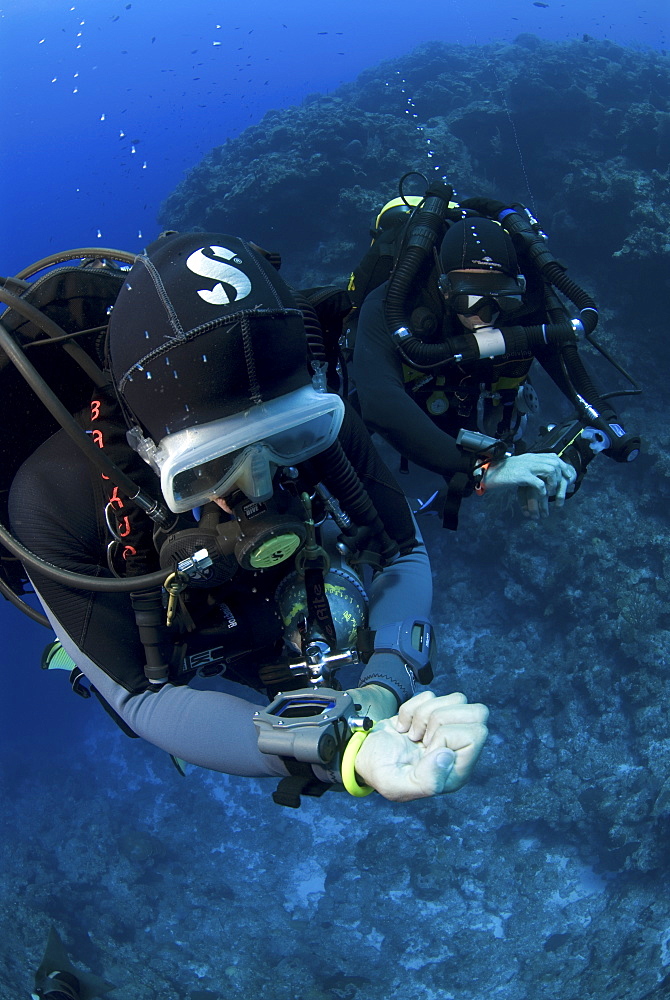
36, 600, 288, 777
330, 403, 434, 707
353, 284, 474, 479
354, 525, 432, 708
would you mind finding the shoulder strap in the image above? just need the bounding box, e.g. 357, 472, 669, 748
88, 385, 160, 578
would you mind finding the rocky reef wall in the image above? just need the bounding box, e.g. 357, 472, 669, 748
159, 34, 670, 309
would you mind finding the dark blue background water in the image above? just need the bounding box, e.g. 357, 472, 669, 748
1, 0, 666, 276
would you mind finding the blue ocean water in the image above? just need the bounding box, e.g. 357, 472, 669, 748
1, 1, 669, 998
0, 0, 667, 274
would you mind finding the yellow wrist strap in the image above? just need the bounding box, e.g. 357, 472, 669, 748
341, 730, 374, 797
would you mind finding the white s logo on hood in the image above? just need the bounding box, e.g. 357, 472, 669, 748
186, 245, 252, 305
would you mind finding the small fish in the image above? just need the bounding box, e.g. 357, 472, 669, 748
533, 2, 549, 6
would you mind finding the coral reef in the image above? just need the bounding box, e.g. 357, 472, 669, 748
159, 36, 670, 301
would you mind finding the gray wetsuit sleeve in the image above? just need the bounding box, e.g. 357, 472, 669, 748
357, 518, 432, 704
37, 594, 288, 779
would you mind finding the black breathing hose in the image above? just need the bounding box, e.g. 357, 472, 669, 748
310, 441, 398, 564
0, 521, 170, 592
384, 181, 454, 342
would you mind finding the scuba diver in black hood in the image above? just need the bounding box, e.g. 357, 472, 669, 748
2, 232, 487, 806
350, 179, 641, 529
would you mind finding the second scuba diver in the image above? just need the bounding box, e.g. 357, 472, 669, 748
350, 180, 640, 529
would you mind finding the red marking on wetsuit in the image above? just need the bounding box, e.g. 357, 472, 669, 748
109, 486, 124, 509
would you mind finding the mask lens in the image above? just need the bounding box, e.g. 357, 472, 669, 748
263, 411, 338, 461
451, 294, 489, 316
496, 294, 524, 313
172, 448, 245, 507
448, 292, 524, 317
168, 411, 341, 508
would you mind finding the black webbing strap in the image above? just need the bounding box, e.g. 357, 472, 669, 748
442, 471, 471, 531
273, 759, 331, 808
304, 565, 338, 650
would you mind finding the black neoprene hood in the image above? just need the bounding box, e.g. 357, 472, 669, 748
107, 232, 310, 441
439, 217, 519, 277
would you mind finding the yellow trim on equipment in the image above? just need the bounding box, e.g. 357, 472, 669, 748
374, 195, 424, 230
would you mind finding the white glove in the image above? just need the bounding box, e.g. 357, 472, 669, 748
353, 691, 489, 802
482, 452, 576, 519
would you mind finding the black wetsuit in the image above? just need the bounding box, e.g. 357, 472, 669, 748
353, 282, 615, 485
9, 403, 432, 777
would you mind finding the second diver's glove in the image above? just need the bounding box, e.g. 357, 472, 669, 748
476, 452, 577, 519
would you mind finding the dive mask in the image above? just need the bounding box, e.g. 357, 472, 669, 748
438, 271, 526, 317
139, 384, 345, 513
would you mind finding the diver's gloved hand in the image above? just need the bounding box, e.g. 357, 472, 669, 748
346, 682, 399, 723
353, 691, 489, 802
483, 452, 576, 518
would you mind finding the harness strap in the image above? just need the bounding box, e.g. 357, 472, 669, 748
304, 565, 338, 650
442, 471, 472, 530
273, 760, 331, 808
89, 385, 159, 578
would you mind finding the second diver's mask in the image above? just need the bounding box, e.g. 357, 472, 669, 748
130, 384, 345, 514
438, 270, 526, 325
